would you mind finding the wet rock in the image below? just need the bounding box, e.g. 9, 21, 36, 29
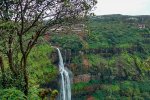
40, 78, 59, 90
73, 74, 91, 83
82, 57, 90, 70
50, 49, 59, 65
86, 96, 95, 100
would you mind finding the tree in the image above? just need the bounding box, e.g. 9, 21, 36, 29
0, 0, 97, 95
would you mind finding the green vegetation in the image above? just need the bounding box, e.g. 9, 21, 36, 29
93, 80, 150, 100
51, 34, 83, 51
50, 15, 150, 99
0, 0, 96, 98
72, 80, 150, 100
0, 88, 26, 100
1, 6, 150, 99
0, 42, 58, 99
28, 43, 58, 85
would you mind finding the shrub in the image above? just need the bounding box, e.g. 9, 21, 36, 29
51, 34, 83, 51
28, 87, 41, 100
0, 88, 26, 100
28, 43, 58, 85
93, 90, 105, 100
120, 81, 134, 96
141, 92, 150, 100
102, 84, 120, 96
133, 96, 144, 100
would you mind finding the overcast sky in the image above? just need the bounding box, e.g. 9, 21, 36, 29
94, 0, 150, 15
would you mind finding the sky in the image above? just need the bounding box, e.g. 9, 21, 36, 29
94, 0, 150, 15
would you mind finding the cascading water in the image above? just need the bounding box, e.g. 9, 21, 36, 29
56, 48, 71, 100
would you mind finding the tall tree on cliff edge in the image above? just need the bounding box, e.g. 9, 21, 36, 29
0, 0, 97, 95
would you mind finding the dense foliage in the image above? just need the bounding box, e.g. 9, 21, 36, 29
51, 34, 83, 51
0, 0, 96, 96
50, 15, 150, 99
0, 42, 58, 99
1, 11, 150, 99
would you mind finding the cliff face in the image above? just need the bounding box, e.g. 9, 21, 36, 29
50, 47, 150, 84
48, 15, 150, 99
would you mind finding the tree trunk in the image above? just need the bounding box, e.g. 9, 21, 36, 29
22, 55, 28, 96
8, 35, 17, 75
0, 56, 6, 87
0, 56, 4, 73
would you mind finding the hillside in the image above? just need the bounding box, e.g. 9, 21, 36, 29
49, 15, 150, 99
1, 14, 150, 99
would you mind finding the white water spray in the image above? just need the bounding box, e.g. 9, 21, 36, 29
56, 48, 71, 100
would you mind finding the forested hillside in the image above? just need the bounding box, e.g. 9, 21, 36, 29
50, 15, 150, 100
1, 10, 150, 99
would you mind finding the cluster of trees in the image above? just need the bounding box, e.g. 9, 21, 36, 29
72, 80, 150, 100
66, 15, 150, 99
93, 80, 150, 100
51, 34, 83, 51
71, 53, 150, 80
87, 15, 150, 50
71, 53, 150, 99
51, 15, 150, 59
0, 0, 97, 98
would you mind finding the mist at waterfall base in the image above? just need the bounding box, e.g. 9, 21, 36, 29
56, 48, 72, 100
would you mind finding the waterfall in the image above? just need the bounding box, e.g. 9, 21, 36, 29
56, 48, 71, 100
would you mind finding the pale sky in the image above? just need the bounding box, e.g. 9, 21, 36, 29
94, 0, 150, 15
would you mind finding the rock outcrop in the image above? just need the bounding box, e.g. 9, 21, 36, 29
73, 74, 91, 83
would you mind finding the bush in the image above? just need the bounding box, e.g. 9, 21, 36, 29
28, 87, 41, 100
133, 96, 144, 100
0, 88, 26, 100
93, 90, 105, 100
51, 34, 83, 51
141, 92, 150, 100
138, 81, 150, 92
102, 84, 120, 96
120, 81, 134, 96
28, 43, 58, 85
72, 82, 89, 93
